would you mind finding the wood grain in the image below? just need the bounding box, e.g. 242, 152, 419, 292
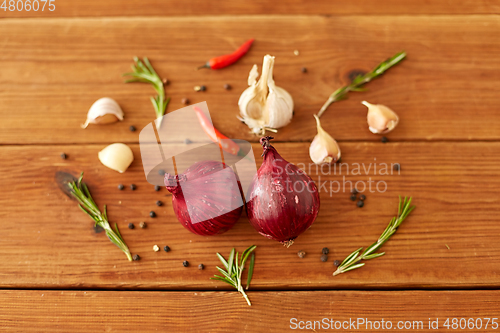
0, 141, 499, 290
0, 0, 499, 18
1, 290, 500, 332
1, 16, 500, 144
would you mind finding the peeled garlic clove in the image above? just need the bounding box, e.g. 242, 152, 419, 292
98, 143, 134, 173
362, 101, 399, 134
238, 55, 294, 135
82, 97, 124, 129
309, 115, 341, 165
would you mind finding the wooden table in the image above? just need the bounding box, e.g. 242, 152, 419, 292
1, 1, 500, 331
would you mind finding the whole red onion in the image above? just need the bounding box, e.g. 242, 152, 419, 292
164, 160, 243, 236
246, 137, 320, 247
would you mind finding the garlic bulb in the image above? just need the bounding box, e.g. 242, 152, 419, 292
98, 143, 134, 173
82, 97, 124, 129
309, 115, 341, 165
238, 55, 294, 135
362, 101, 399, 134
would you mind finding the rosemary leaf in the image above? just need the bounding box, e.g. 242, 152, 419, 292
68, 173, 132, 261
340, 247, 363, 267
216, 267, 233, 280
211, 245, 257, 306
216, 253, 229, 270
246, 252, 255, 290
123, 57, 170, 127
340, 263, 365, 274
363, 252, 385, 260
333, 196, 415, 277
317, 51, 406, 118
228, 248, 235, 277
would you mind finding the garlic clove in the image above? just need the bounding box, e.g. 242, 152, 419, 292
309, 115, 341, 165
98, 143, 134, 173
362, 101, 399, 134
265, 85, 294, 130
82, 97, 124, 129
238, 55, 294, 135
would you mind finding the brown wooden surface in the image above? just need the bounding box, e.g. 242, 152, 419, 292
2, 2, 500, 332
1, 16, 500, 144
0, 142, 498, 290
0, 1, 499, 18
1, 290, 500, 332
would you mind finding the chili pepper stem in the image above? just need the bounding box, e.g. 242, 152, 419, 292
196, 63, 211, 70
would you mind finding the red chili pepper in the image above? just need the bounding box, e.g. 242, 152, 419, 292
198, 39, 255, 70
193, 106, 246, 158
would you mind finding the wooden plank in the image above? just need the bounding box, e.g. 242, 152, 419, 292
0, 0, 499, 18
1, 290, 500, 332
0, 141, 499, 290
0, 16, 500, 144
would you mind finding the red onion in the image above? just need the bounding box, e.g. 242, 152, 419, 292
164, 160, 243, 236
246, 137, 320, 247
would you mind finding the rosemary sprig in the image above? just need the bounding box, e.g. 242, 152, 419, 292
317, 51, 406, 118
211, 245, 257, 306
123, 57, 171, 128
68, 173, 132, 261
333, 196, 415, 276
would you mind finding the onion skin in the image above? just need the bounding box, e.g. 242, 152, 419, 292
164, 160, 243, 236
246, 137, 320, 246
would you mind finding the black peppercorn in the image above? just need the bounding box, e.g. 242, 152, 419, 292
128, 223, 134, 229
357, 200, 364, 208
60, 153, 67, 160
149, 211, 156, 218
163, 245, 170, 252
320, 254, 328, 262
184, 138, 192, 144
336, 157, 342, 164
183, 261, 189, 267
301, 67, 307, 73
297, 250, 306, 258
130, 184, 137, 191
139, 222, 146, 228
393, 163, 401, 171
199, 85, 206, 91
198, 264, 204, 270
223, 84, 231, 90
129, 125, 136, 132
350, 194, 357, 201
381, 136, 388, 143
156, 200, 163, 207
133, 254, 140, 261
351, 188, 358, 195
334, 260, 340, 267
322, 247, 329, 255
118, 184, 124, 190
181, 98, 189, 105
158, 169, 166, 176
359, 194, 366, 201
154, 185, 161, 191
